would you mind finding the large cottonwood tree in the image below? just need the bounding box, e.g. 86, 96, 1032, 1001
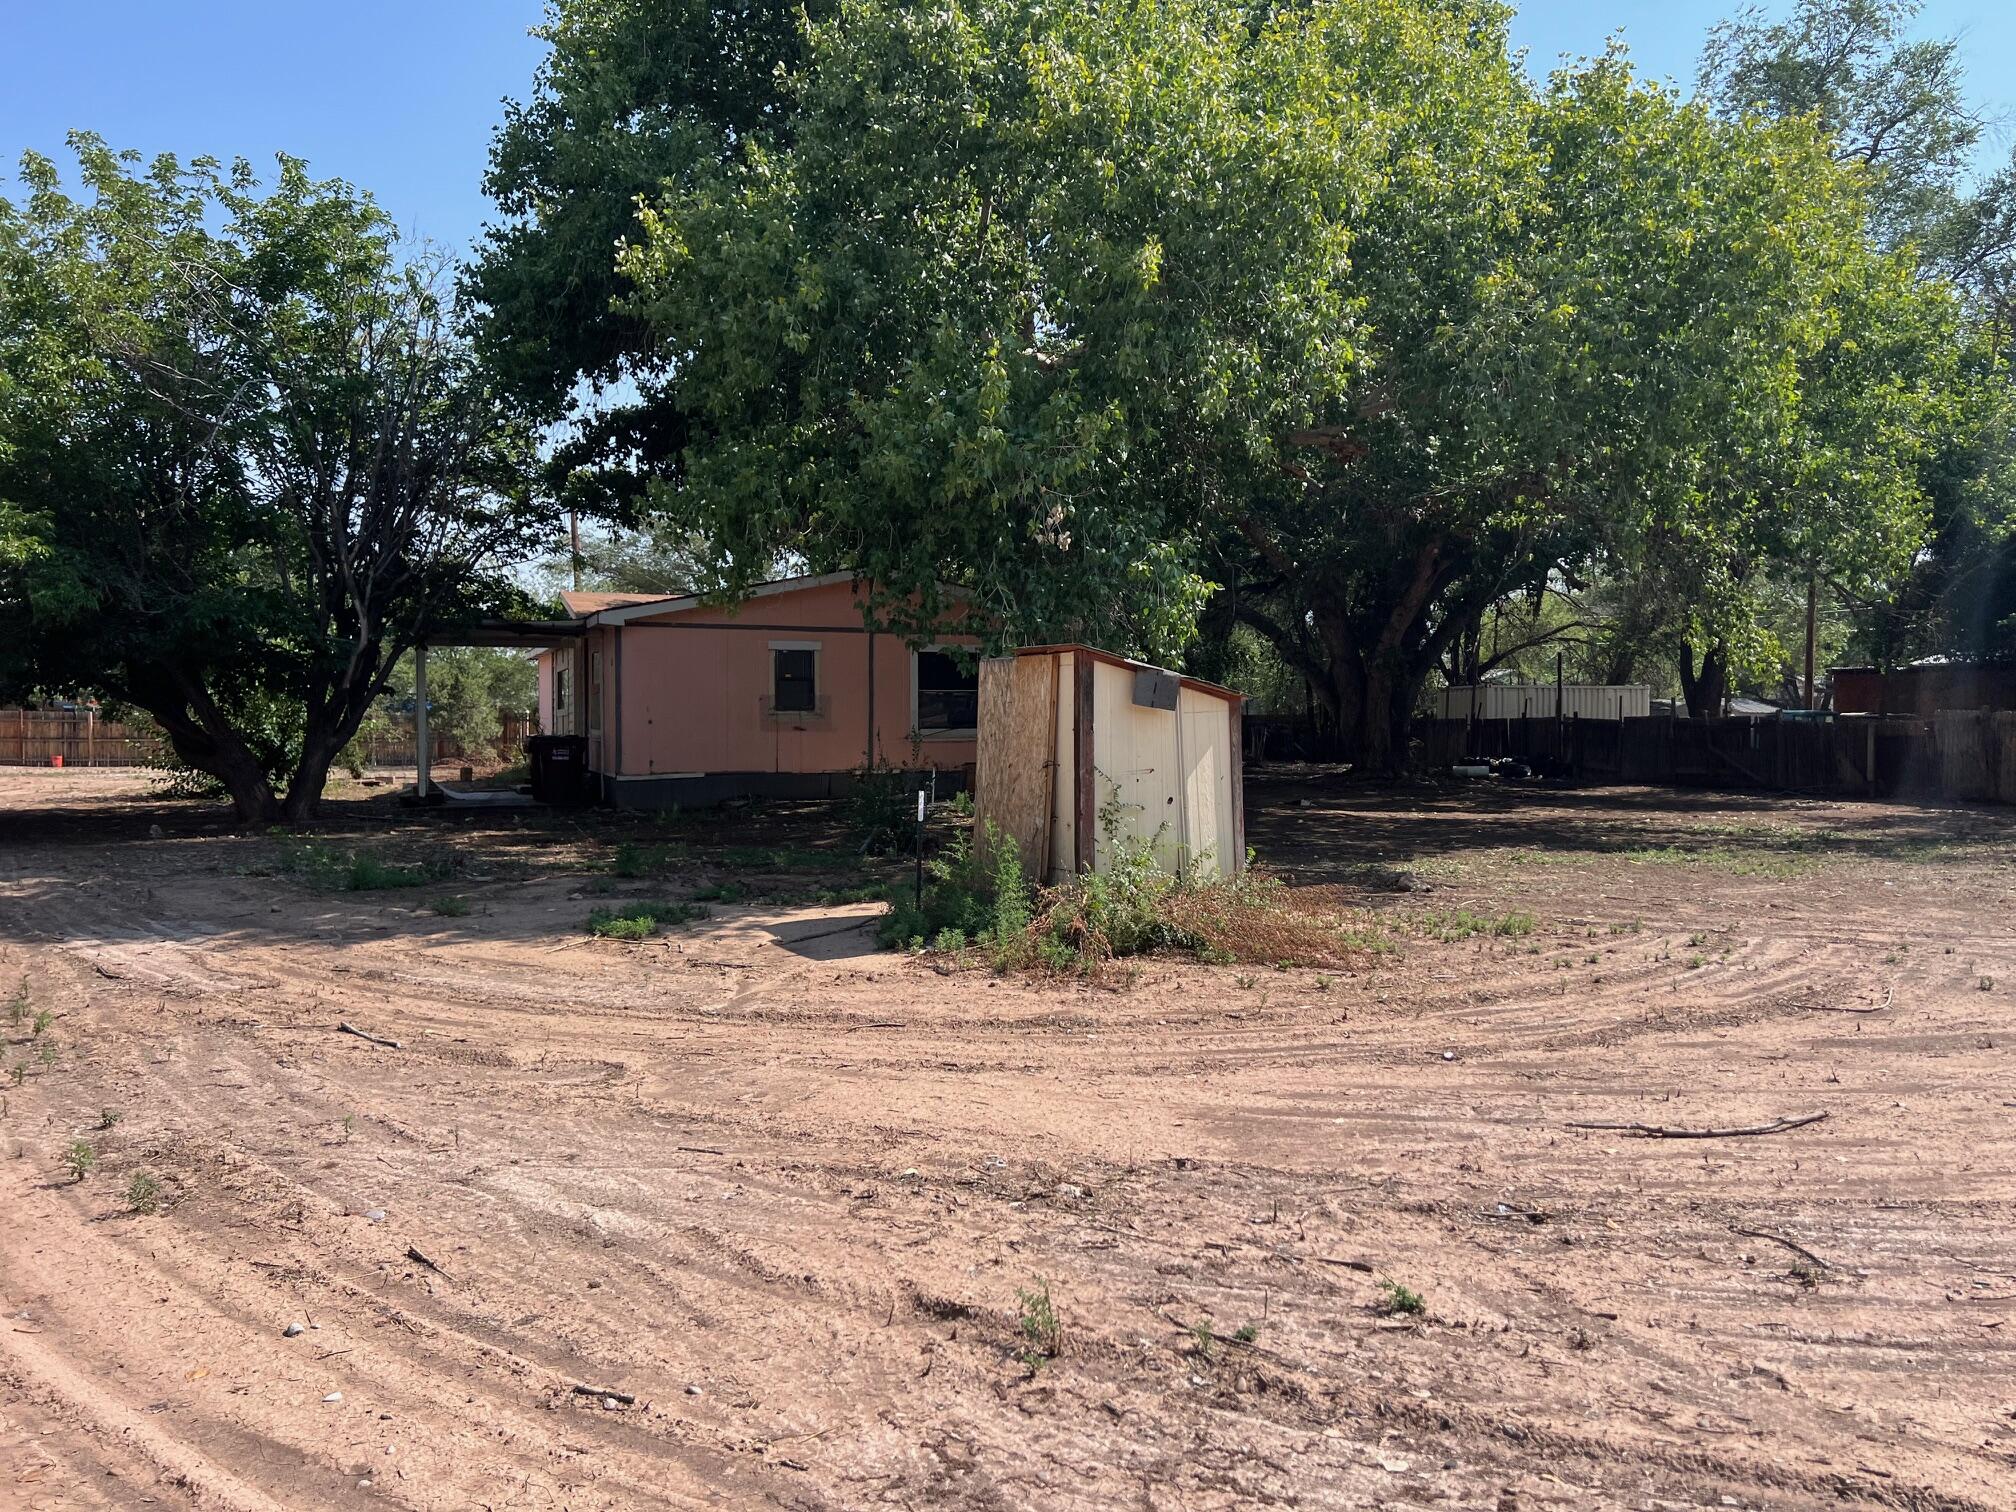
599, 0, 1959, 767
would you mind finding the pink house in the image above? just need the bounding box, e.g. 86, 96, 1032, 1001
529, 572, 982, 805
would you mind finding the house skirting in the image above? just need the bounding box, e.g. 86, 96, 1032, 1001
598, 767, 972, 808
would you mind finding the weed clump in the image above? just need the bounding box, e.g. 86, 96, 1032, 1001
1375, 1278, 1425, 1317
126, 1171, 163, 1214
1016, 1279, 1062, 1370
429, 895, 472, 918
587, 900, 706, 939
63, 1139, 95, 1183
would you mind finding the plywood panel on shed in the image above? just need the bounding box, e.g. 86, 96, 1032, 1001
975, 654, 1059, 880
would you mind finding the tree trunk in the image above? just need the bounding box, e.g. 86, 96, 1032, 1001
279, 666, 391, 822
140, 688, 280, 824
1679, 642, 1728, 720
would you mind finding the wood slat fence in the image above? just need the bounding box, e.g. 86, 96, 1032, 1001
1420, 709, 2015, 803
0, 708, 537, 769
0, 709, 162, 767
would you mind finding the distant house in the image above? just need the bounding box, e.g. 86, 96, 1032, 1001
530, 572, 982, 805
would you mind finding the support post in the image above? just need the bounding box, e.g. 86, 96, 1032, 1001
414, 642, 431, 798
1814, 572, 1830, 713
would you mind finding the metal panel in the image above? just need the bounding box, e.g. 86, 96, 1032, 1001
1439, 684, 1652, 722
1132, 668, 1179, 711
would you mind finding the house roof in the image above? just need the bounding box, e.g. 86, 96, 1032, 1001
559, 590, 680, 617
584, 570, 974, 627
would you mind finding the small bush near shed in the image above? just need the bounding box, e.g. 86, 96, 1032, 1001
885, 817, 1348, 975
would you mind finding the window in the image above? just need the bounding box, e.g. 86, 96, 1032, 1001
773, 648, 817, 713
915, 649, 978, 734
554, 666, 573, 721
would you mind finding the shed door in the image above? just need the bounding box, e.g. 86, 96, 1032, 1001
1179, 690, 1232, 879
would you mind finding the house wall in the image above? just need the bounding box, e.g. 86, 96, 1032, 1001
607, 579, 979, 785
535, 651, 554, 734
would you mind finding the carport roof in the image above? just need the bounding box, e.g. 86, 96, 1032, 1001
419, 619, 586, 649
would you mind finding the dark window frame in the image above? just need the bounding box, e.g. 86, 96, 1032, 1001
773, 647, 818, 713
914, 648, 979, 734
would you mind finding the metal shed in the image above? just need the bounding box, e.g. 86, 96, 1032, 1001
974, 645, 1244, 884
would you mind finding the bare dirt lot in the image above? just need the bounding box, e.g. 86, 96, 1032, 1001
1, 767, 2013, 1511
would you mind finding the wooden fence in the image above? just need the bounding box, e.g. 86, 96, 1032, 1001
0, 708, 537, 770
0, 709, 162, 767
1420, 709, 2012, 804
344, 711, 536, 770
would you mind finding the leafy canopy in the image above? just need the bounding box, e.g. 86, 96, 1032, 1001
0, 136, 542, 818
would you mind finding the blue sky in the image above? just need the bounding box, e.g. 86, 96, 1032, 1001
4, 1, 2013, 256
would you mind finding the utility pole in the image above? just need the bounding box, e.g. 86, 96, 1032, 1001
1803, 571, 1817, 710
569, 511, 582, 592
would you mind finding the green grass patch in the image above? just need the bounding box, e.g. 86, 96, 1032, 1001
611, 840, 689, 877
271, 840, 458, 891
587, 900, 707, 939
1619, 844, 1820, 878
428, 895, 472, 917
1413, 907, 1536, 943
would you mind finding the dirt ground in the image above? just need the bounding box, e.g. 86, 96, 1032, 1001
1, 766, 2012, 1512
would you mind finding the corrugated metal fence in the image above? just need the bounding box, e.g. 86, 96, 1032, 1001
1438, 684, 1653, 722
1421, 709, 2012, 803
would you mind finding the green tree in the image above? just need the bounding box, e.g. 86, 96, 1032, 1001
614, 0, 1957, 767
1698, 0, 2016, 672
0, 137, 542, 820
467, 0, 828, 520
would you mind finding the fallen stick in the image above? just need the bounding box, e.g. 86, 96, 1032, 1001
570, 1382, 636, 1405
1731, 1225, 1832, 1271
847, 1022, 906, 1031
405, 1245, 452, 1281
337, 1021, 402, 1050
676, 1145, 727, 1156
1314, 1256, 1375, 1273
1566, 1112, 1827, 1139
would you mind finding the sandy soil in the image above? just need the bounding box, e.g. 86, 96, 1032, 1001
1, 766, 2012, 1511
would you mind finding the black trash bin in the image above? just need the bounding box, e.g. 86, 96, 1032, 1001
525, 735, 591, 806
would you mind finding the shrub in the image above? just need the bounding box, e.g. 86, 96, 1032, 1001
587, 900, 706, 939
847, 759, 920, 855
875, 821, 1005, 949
63, 1139, 95, 1182
429, 896, 472, 917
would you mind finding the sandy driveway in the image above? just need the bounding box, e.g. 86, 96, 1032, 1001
0, 768, 2012, 1510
